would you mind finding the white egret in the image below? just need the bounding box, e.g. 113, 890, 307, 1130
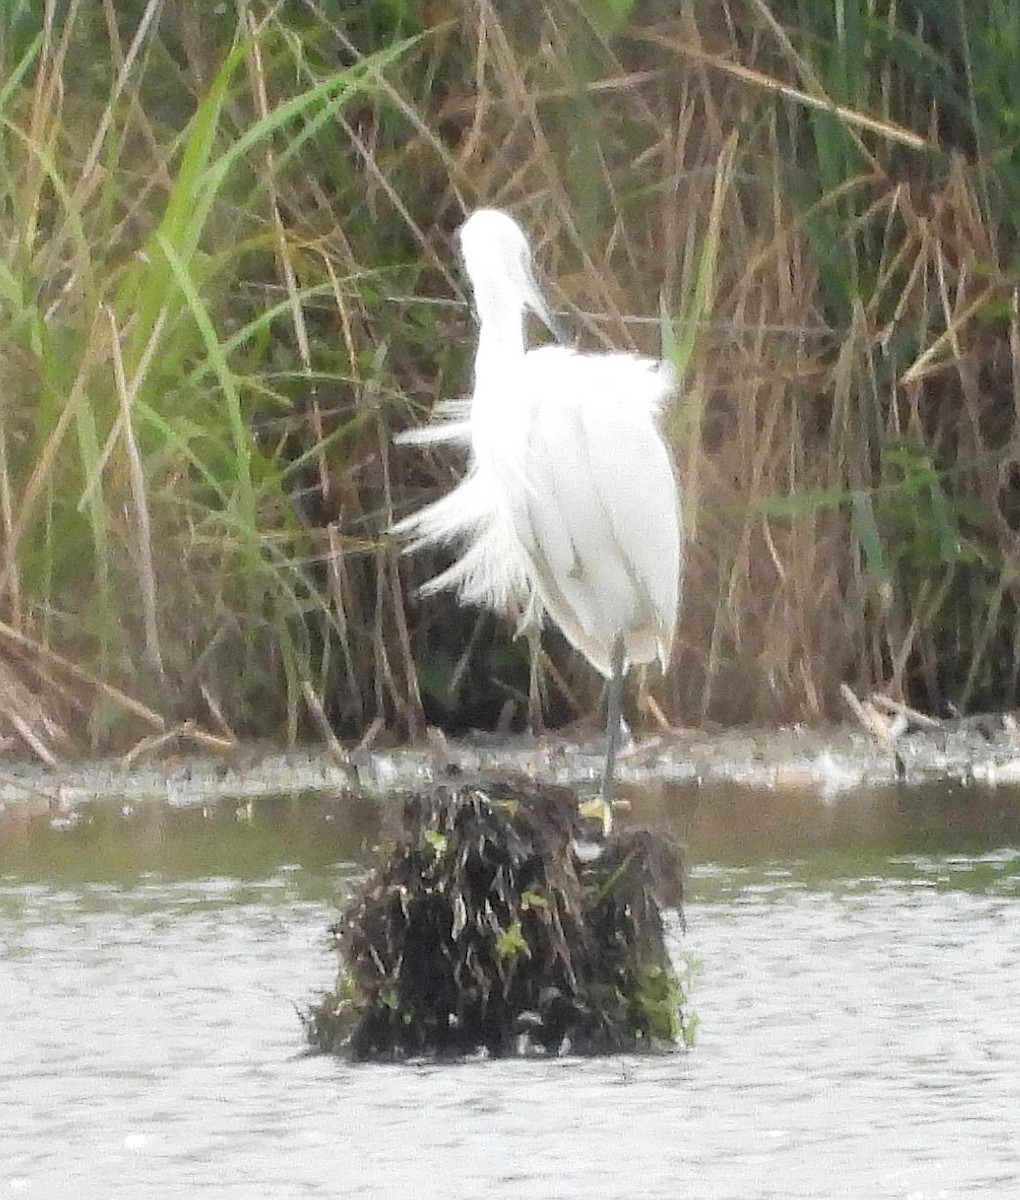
394, 209, 683, 820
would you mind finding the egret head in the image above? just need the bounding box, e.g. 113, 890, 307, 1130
458, 210, 566, 342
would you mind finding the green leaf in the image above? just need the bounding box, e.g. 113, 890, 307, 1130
851, 489, 891, 595
422, 829, 448, 857
494, 921, 529, 960
582, 0, 635, 37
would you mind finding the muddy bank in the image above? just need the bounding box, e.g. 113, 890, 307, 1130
2, 721, 1020, 816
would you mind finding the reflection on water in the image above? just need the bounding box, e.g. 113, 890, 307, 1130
2, 783, 1020, 1198
0, 791, 381, 888
639, 778, 1020, 863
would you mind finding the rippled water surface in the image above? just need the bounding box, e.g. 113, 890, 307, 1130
2, 783, 1020, 1198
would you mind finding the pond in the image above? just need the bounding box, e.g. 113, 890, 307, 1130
2, 780, 1019, 1198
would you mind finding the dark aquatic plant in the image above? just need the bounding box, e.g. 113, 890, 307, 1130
303, 778, 690, 1059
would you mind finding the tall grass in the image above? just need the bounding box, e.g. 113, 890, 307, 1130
730, 0, 1020, 715
2, 0, 1020, 756
0, 2, 424, 750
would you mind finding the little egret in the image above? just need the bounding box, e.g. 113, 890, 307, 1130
394, 209, 683, 821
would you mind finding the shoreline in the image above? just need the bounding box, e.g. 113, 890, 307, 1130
2, 721, 1020, 818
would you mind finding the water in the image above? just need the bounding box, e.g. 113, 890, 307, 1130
2, 783, 1020, 1198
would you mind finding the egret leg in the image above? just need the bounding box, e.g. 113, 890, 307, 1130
525, 625, 545, 735
601, 633, 626, 800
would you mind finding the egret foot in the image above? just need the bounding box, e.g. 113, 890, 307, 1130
578, 795, 632, 838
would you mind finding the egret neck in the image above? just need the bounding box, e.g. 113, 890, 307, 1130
471, 290, 527, 398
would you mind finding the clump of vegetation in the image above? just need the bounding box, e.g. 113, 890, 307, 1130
2, 0, 1020, 756
303, 778, 689, 1059
0, 2, 433, 753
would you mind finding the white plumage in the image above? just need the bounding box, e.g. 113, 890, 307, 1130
394, 209, 683, 805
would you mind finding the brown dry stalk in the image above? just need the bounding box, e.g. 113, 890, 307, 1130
78, 305, 169, 511
301, 680, 350, 767
75, 0, 165, 209
641, 28, 930, 154
0, 426, 20, 625
105, 304, 165, 678
0, 619, 165, 731
7, 710, 60, 768
900, 284, 998, 384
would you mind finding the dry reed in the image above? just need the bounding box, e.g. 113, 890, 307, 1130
1, 0, 1018, 754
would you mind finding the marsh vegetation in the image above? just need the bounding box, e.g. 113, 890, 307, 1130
2, 0, 1019, 756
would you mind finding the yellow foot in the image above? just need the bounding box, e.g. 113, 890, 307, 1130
578, 796, 631, 838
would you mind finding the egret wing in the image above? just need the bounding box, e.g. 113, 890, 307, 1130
484, 374, 629, 673
577, 390, 682, 666
496, 349, 680, 673
393, 398, 472, 447
393, 464, 537, 616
